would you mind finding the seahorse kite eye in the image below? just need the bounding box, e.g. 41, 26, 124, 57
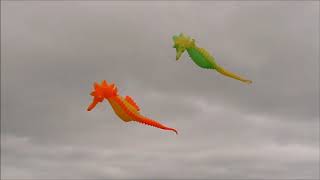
87, 80, 178, 134
173, 33, 252, 84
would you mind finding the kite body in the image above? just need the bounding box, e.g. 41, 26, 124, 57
87, 80, 178, 134
172, 33, 252, 84
186, 47, 217, 69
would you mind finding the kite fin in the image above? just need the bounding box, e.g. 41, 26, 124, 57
125, 96, 140, 111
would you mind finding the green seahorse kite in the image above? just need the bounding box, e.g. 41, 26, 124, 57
172, 33, 252, 84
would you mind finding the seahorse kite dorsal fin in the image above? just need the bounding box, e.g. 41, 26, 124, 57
125, 96, 140, 111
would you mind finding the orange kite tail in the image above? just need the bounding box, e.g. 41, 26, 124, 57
114, 96, 178, 134
135, 116, 178, 135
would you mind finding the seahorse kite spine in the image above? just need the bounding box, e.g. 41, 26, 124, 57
87, 80, 178, 134
173, 33, 252, 84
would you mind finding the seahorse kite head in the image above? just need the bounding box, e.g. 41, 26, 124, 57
87, 80, 118, 111
172, 33, 195, 60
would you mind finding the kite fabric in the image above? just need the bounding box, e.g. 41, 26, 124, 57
173, 33, 252, 84
87, 80, 178, 134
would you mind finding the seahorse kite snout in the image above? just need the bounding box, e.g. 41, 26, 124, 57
87, 80, 178, 134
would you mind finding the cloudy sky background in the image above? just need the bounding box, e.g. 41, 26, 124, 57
1, 1, 319, 179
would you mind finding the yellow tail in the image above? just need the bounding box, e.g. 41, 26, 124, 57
215, 65, 252, 84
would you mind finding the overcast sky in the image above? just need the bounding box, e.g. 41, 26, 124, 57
1, 1, 319, 179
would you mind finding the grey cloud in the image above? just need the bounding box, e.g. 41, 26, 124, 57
1, 1, 319, 179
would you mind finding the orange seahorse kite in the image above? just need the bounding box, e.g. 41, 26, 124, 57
87, 80, 178, 134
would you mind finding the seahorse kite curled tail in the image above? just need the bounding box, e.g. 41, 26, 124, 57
173, 33, 252, 84
87, 80, 178, 134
